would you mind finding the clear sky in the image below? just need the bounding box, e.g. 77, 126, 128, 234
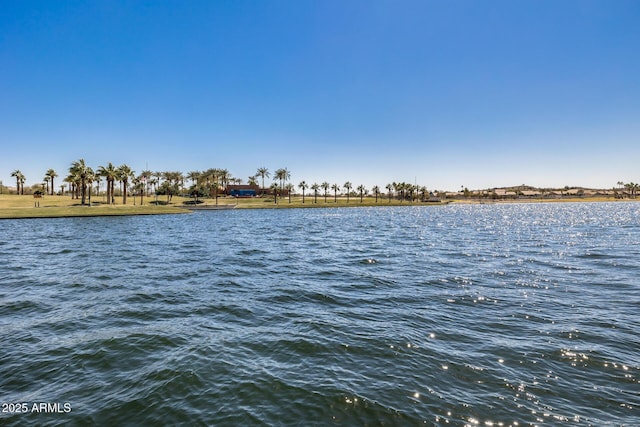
1, 0, 639, 192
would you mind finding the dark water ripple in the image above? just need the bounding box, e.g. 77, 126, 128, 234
1, 202, 639, 426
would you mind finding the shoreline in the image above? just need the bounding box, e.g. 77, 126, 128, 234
0, 195, 635, 219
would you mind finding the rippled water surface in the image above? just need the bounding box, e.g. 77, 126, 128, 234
1, 202, 639, 426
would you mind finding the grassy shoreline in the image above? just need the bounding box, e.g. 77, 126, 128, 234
0, 194, 631, 219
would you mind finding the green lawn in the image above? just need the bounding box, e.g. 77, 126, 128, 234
0, 193, 445, 218
0, 195, 188, 219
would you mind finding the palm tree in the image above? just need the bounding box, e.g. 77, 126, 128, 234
64, 174, 77, 199
285, 183, 294, 203
386, 184, 393, 202
11, 170, 25, 195
140, 170, 153, 196
140, 177, 147, 204
311, 183, 320, 204
43, 176, 50, 195
298, 181, 308, 203
331, 183, 340, 203
162, 171, 183, 201
45, 169, 58, 195
270, 182, 279, 204
321, 182, 330, 203
93, 174, 101, 197
69, 159, 92, 205
200, 168, 216, 199
85, 167, 96, 205
343, 181, 352, 203
135, 173, 148, 205
357, 185, 366, 203
219, 169, 230, 192
394, 182, 404, 203
420, 186, 428, 202
117, 164, 134, 205
153, 171, 163, 194
407, 184, 416, 202
372, 185, 380, 203
615, 181, 624, 198
187, 171, 201, 189
97, 162, 118, 204
248, 175, 257, 186
257, 167, 270, 193
275, 168, 290, 191
177, 171, 186, 193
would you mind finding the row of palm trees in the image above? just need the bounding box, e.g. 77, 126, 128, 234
292, 181, 433, 204
10, 170, 26, 195
62, 160, 139, 205
11, 169, 60, 196
9, 163, 439, 205
617, 181, 639, 198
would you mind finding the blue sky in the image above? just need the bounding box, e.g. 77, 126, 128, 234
1, 0, 639, 192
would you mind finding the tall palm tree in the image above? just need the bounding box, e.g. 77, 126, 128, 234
331, 183, 340, 203
201, 168, 216, 199
117, 164, 134, 205
45, 169, 58, 195
257, 167, 270, 193
219, 169, 230, 192
69, 159, 92, 205
357, 185, 366, 203
343, 181, 352, 203
275, 168, 290, 191
321, 182, 330, 203
11, 170, 25, 195
372, 185, 380, 203
97, 162, 118, 204
311, 183, 320, 204
299, 181, 308, 203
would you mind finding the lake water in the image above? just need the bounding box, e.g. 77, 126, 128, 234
1, 202, 639, 426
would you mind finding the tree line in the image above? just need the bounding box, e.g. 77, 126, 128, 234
7, 161, 441, 205
8, 161, 639, 204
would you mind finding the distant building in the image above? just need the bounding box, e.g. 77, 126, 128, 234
226, 185, 260, 197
